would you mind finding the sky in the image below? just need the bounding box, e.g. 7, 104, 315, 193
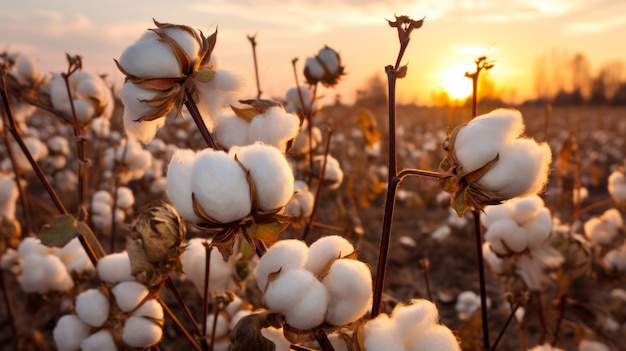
2, 0, 626, 105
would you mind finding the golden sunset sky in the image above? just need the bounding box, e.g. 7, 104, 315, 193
2, 0, 626, 105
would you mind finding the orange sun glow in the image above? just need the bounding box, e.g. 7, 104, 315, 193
440, 65, 473, 100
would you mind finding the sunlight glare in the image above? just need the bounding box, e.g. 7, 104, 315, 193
440, 65, 473, 100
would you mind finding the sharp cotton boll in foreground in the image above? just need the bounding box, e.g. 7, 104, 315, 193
282, 274, 328, 330
323, 258, 373, 326
80, 330, 117, 351
256, 239, 309, 291
75, 289, 110, 327
390, 299, 440, 346
97, 252, 136, 283
246, 106, 300, 152
484, 218, 527, 254
112, 281, 149, 313
304, 235, 355, 276
263, 268, 317, 312
53, 314, 91, 351
214, 111, 250, 149
122, 316, 163, 348
407, 324, 461, 351
166, 149, 200, 222
362, 314, 406, 351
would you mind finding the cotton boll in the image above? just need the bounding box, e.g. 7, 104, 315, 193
305, 235, 355, 276
214, 112, 250, 149
603, 208, 623, 228
90, 117, 111, 139
512, 195, 544, 226
263, 268, 317, 312
122, 315, 163, 348
247, 106, 300, 152
12, 136, 48, 170
132, 298, 163, 320
17, 237, 50, 258
20, 255, 47, 293
604, 244, 626, 271
81, 329, 117, 351
72, 99, 96, 123
314, 155, 344, 189
53, 314, 91, 351
206, 313, 229, 339
455, 291, 490, 321
482, 242, 503, 273
323, 259, 372, 326
162, 26, 202, 60
75, 289, 110, 327
390, 299, 439, 345
230, 143, 294, 210
363, 314, 406, 351
166, 148, 201, 222
292, 119, 322, 154
304, 57, 325, 81
119, 38, 182, 78
194, 69, 244, 125
285, 180, 315, 218
525, 208, 553, 250
283, 277, 328, 330
112, 281, 149, 313
584, 209, 622, 245
42, 255, 74, 291
431, 225, 452, 242
191, 149, 251, 223
484, 218, 527, 254
515, 246, 563, 290
477, 139, 552, 198
256, 239, 309, 291
608, 170, 626, 203
116, 187, 135, 210
407, 324, 460, 351
122, 84, 166, 143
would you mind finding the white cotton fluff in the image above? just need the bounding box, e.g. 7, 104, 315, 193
524, 208, 553, 250
230, 143, 295, 211
579, 339, 611, 351
206, 313, 230, 339
608, 170, 626, 203
260, 326, 292, 351
47, 136, 70, 155
50, 72, 113, 123
484, 218, 527, 254
7, 53, 40, 85
584, 208, 623, 245
305, 57, 325, 81
431, 225, 452, 242
304, 235, 355, 276
285, 86, 315, 112
115, 187, 135, 210
181, 238, 238, 295
122, 315, 163, 348
511, 195, 544, 226
90, 117, 111, 139
314, 154, 344, 189
80, 329, 117, 351
97, 251, 136, 283
362, 314, 406, 351
17, 237, 50, 258
112, 281, 149, 313
118, 34, 183, 78
292, 119, 322, 155
323, 258, 373, 326
121, 82, 166, 143
12, 135, 48, 170
390, 299, 440, 346
455, 291, 490, 321
214, 111, 250, 149
515, 246, 563, 290
20, 254, 73, 293
482, 242, 503, 274
53, 314, 91, 351
407, 324, 460, 351
166, 148, 200, 222
229, 309, 252, 331
191, 149, 252, 223
247, 106, 300, 152
285, 180, 315, 218
194, 69, 245, 128
256, 239, 309, 291
132, 298, 163, 320
316, 47, 341, 75
604, 244, 626, 271
327, 333, 350, 351
0, 174, 18, 220
263, 268, 317, 312
75, 289, 110, 327
282, 274, 328, 330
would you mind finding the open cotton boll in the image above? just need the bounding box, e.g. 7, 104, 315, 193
263, 268, 317, 312
194, 70, 245, 127
75, 289, 110, 327
484, 218, 527, 254
482, 242, 503, 273
363, 314, 406, 351
304, 57, 325, 81
477, 139, 551, 199
515, 246, 563, 290
206, 313, 230, 339
17, 237, 50, 258
283, 276, 328, 330
247, 106, 300, 152
608, 170, 626, 203
256, 239, 309, 291
122, 315, 163, 348
47, 136, 70, 155
390, 299, 439, 345
604, 244, 626, 271
112, 281, 149, 313
454, 109, 524, 173
119, 37, 183, 78
455, 291, 490, 321
407, 324, 460, 351
42, 255, 74, 291
285, 180, 315, 218
512, 195, 544, 226
292, 119, 322, 155
191, 149, 251, 223
214, 111, 250, 150
166, 149, 201, 222
584, 209, 623, 245
323, 258, 373, 326
54, 238, 94, 274
11, 135, 48, 170
132, 298, 163, 320
260, 326, 292, 351
314, 155, 344, 189
81, 329, 117, 351
115, 187, 135, 210
231, 143, 294, 210
285, 86, 314, 111
305, 235, 355, 276
53, 314, 91, 351
20, 255, 47, 293
0, 174, 18, 219
524, 208, 553, 250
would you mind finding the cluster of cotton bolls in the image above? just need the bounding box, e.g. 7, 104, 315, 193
90, 187, 135, 232
1, 133, 49, 172
103, 139, 153, 184
42, 135, 71, 172
167, 143, 294, 224
481, 195, 564, 290
361, 299, 460, 351
256, 236, 372, 330
213, 104, 300, 153
49, 70, 114, 125
1, 52, 40, 126
583, 208, 623, 246
53, 281, 163, 350
204, 295, 254, 351
1, 237, 93, 294
454, 291, 491, 321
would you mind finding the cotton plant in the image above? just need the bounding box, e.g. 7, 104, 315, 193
166, 142, 294, 258
49, 70, 114, 126
213, 100, 300, 153
284, 85, 323, 117
583, 208, 623, 246
481, 195, 564, 291
439, 108, 552, 216
604, 242, 626, 271
116, 20, 244, 143
361, 299, 460, 351
53, 281, 164, 350
44, 135, 71, 172
255, 236, 372, 330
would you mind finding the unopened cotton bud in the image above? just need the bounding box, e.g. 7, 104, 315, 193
75, 289, 110, 327
363, 314, 406, 351
231, 143, 294, 210
323, 258, 372, 326
166, 149, 200, 222
256, 239, 309, 291
81, 329, 117, 351
122, 315, 163, 348
305, 235, 355, 276
191, 149, 251, 223
407, 324, 460, 351
53, 314, 91, 351
112, 281, 149, 312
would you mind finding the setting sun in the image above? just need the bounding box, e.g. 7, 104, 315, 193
440, 65, 473, 100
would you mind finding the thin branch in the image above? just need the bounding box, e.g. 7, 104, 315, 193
247, 34, 262, 99
472, 211, 490, 350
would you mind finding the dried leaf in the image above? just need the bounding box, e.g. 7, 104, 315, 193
229, 311, 283, 351
194, 68, 215, 83
356, 108, 381, 147
231, 105, 260, 123
254, 221, 289, 243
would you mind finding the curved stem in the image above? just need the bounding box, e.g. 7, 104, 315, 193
397, 168, 445, 181
2, 121, 31, 234
491, 301, 520, 351
472, 210, 490, 350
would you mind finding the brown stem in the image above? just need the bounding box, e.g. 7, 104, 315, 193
536, 291, 549, 344
572, 197, 615, 221
158, 295, 203, 351
315, 329, 335, 351
164, 277, 202, 336
302, 129, 333, 241
472, 211, 490, 350
1, 120, 32, 234
202, 242, 212, 350
420, 258, 433, 302
551, 294, 567, 347
110, 141, 129, 253
184, 91, 218, 150
491, 301, 521, 351
0, 269, 17, 343
247, 34, 262, 99
209, 299, 219, 351
397, 168, 445, 181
